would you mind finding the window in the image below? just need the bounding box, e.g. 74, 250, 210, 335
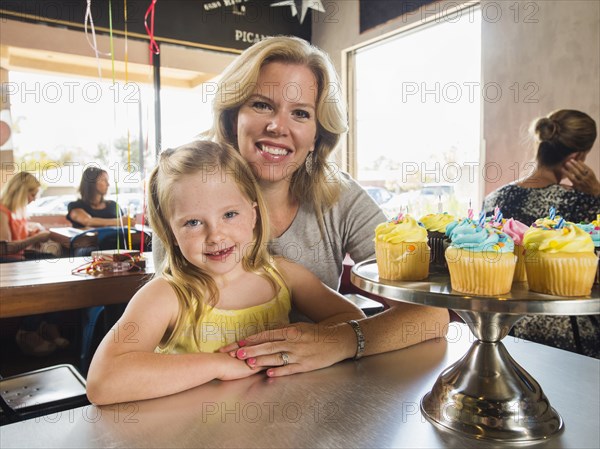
350, 5, 482, 219
6, 69, 214, 215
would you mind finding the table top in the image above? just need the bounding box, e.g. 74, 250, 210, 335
351, 260, 600, 315
0, 323, 598, 449
0, 254, 154, 318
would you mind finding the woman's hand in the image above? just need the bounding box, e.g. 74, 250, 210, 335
216, 352, 265, 381
219, 322, 356, 377
564, 160, 600, 196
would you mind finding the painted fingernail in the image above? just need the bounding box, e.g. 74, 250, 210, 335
247, 357, 256, 365
238, 340, 247, 347
267, 369, 275, 377
236, 349, 246, 359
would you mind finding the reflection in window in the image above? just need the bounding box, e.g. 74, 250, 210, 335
352, 6, 481, 219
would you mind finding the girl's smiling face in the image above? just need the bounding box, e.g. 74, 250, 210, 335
235, 62, 318, 185
169, 171, 257, 281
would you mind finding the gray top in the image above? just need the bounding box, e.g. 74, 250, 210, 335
153, 173, 385, 291
268, 173, 386, 290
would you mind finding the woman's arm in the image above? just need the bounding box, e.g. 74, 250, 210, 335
68, 208, 131, 228
224, 303, 448, 377
0, 213, 50, 254
86, 277, 257, 405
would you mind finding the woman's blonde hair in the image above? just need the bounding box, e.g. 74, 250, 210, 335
0, 171, 40, 216
148, 140, 275, 348
204, 36, 349, 218
531, 109, 597, 166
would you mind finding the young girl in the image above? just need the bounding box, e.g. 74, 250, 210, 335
86, 141, 365, 405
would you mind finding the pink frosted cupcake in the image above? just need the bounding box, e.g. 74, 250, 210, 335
502, 218, 530, 282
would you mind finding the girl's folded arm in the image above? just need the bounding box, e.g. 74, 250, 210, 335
275, 258, 366, 325
86, 277, 254, 405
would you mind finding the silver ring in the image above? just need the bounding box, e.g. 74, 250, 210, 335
280, 352, 289, 366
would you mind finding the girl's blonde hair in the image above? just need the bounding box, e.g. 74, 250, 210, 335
0, 171, 40, 217
204, 36, 349, 220
148, 140, 275, 348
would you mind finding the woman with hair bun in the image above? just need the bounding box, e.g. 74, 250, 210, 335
483, 109, 599, 358
483, 109, 600, 224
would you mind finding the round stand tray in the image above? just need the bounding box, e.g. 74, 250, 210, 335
351, 259, 600, 443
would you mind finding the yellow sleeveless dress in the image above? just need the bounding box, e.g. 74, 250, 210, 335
156, 267, 291, 354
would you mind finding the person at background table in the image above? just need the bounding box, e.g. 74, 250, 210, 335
67, 166, 134, 228
483, 109, 599, 358
0, 171, 68, 356
87, 141, 366, 404
483, 109, 600, 224
0, 171, 55, 262
153, 36, 449, 377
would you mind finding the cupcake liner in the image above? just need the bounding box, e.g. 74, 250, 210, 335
376, 241, 430, 281
445, 247, 516, 296
525, 251, 598, 296
428, 233, 447, 268
513, 244, 527, 283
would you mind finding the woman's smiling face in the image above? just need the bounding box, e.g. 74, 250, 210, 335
235, 62, 318, 184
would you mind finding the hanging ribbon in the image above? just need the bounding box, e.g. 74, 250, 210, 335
124, 0, 133, 250
84, 0, 110, 78
144, 0, 160, 57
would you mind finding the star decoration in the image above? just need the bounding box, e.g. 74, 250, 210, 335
271, 0, 325, 24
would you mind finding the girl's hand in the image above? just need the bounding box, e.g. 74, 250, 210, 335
216, 352, 265, 381
219, 322, 355, 378
564, 160, 600, 196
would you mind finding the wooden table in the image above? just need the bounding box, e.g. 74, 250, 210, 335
0, 254, 154, 318
0, 323, 597, 448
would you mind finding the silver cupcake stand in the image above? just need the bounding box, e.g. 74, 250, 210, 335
351, 259, 600, 443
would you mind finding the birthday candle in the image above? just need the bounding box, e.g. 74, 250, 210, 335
556, 217, 565, 229
549, 206, 556, 220
478, 211, 486, 226
437, 195, 443, 213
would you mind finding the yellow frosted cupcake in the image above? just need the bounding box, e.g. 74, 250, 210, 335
445, 218, 516, 296
375, 214, 430, 281
524, 217, 597, 296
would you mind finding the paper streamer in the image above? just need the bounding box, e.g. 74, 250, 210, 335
84, 0, 110, 78
144, 0, 160, 56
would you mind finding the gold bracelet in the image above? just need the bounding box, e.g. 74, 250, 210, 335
347, 320, 365, 360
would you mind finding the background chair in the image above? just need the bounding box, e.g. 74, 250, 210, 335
0, 364, 89, 426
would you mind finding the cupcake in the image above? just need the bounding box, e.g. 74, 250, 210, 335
576, 216, 600, 284
374, 214, 430, 281
524, 217, 597, 296
444, 218, 516, 296
419, 213, 455, 269
501, 218, 530, 282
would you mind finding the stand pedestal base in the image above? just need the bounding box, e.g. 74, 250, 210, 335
421, 341, 563, 442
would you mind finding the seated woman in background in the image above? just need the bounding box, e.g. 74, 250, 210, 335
0, 171, 58, 262
0, 171, 68, 356
67, 166, 134, 228
483, 109, 600, 224
483, 109, 599, 358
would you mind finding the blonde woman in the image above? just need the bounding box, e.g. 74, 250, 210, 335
1, 171, 68, 355
87, 141, 365, 404
0, 171, 51, 261
153, 36, 448, 376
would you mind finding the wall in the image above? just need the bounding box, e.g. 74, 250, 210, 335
312, 0, 600, 197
